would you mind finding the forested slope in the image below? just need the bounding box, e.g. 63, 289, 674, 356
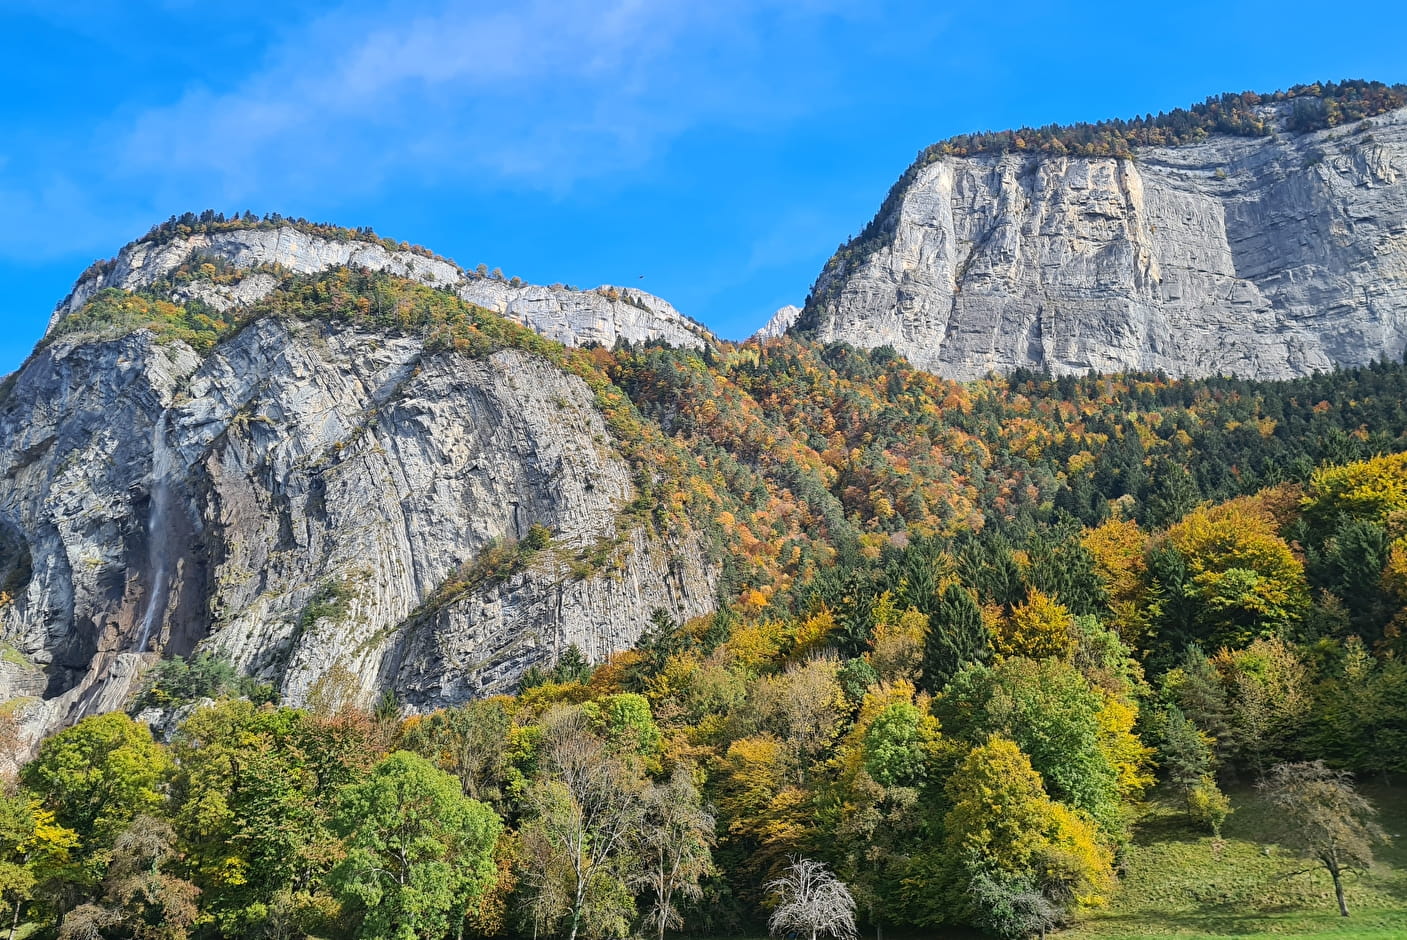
7, 312, 1407, 938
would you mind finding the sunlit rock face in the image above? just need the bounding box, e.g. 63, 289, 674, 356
4, 234, 719, 747
752, 305, 802, 341
50, 225, 715, 351
803, 107, 1407, 379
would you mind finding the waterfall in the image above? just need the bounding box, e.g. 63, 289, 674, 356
135, 413, 177, 653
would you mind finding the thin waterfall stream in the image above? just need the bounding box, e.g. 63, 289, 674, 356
135, 412, 177, 653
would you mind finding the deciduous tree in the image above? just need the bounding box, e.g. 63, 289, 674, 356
22, 714, 168, 867
329, 751, 500, 940
1259, 761, 1388, 917
635, 765, 715, 940
518, 707, 647, 940
765, 857, 857, 940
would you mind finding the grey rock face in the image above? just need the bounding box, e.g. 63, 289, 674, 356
457, 280, 713, 350
0, 319, 717, 744
50, 227, 712, 351
806, 108, 1407, 379
752, 305, 802, 342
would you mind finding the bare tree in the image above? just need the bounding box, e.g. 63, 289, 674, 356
635, 765, 716, 940
765, 857, 858, 940
1260, 761, 1389, 917
519, 706, 647, 940
57, 904, 119, 940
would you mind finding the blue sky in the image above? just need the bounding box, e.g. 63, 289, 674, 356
3, 0, 1406, 374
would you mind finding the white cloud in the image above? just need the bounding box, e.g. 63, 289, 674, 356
110, 0, 853, 197
0, 0, 877, 263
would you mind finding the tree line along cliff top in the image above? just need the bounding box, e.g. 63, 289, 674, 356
928, 80, 1406, 161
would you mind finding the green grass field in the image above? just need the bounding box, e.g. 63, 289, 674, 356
1066, 783, 1407, 939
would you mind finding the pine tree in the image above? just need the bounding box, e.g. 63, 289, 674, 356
921, 583, 989, 692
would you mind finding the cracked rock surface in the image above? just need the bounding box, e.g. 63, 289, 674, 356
806, 108, 1407, 379
1, 316, 716, 744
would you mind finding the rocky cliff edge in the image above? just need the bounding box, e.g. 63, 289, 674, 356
803, 105, 1407, 379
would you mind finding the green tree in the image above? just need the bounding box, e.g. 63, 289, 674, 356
552, 646, 593, 685
968, 871, 1062, 940
1158, 707, 1215, 818
329, 751, 501, 940
1160, 646, 1236, 767
938, 659, 1121, 832
165, 701, 326, 933
921, 583, 989, 691
862, 702, 939, 789
1309, 518, 1393, 637
1186, 777, 1232, 838
1309, 638, 1407, 776
402, 700, 513, 807
1214, 638, 1310, 779
22, 713, 169, 866
832, 772, 920, 938
601, 693, 663, 763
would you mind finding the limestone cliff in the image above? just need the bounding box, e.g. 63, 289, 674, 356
3, 253, 717, 745
802, 105, 1407, 379
51, 225, 714, 351
752, 305, 802, 342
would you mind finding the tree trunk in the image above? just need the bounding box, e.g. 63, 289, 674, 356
8, 898, 20, 940
569, 882, 586, 940
1333, 868, 1349, 917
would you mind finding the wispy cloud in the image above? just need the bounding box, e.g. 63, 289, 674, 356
118, 0, 851, 194
0, 0, 866, 261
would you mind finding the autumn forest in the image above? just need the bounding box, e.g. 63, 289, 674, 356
7, 274, 1407, 940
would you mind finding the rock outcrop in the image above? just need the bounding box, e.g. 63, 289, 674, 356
751, 305, 802, 342
51, 226, 714, 351
4, 296, 716, 745
802, 106, 1407, 379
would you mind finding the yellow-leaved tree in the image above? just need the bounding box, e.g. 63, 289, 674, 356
992, 588, 1077, 660
1303, 451, 1407, 534
1149, 501, 1308, 653
936, 735, 1114, 932
1083, 517, 1150, 640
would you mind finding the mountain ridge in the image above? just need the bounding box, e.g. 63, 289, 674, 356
48, 217, 715, 353
6, 79, 1407, 750
796, 97, 1407, 379
3, 261, 721, 748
